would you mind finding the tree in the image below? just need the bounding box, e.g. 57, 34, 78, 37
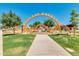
70, 10, 79, 35
29, 24, 34, 28
44, 19, 55, 28
1, 11, 22, 34
29, 21, 41, 28
0, 16, 2, 29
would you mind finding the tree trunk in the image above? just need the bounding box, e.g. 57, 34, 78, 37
21, 25, 23, 33
13, 27, 16, 34
73, 26, 76, 36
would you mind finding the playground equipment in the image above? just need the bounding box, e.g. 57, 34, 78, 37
15, 13, 71, 33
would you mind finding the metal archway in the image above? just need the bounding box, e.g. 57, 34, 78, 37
26, 13, 62, 26
24, 13, 71, 33
35, 24, 49, 32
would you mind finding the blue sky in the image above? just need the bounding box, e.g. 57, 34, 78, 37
0, 3, 79, 27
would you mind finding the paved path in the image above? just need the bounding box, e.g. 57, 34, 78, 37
27, 34, 71, 56
0, 30, 3, 56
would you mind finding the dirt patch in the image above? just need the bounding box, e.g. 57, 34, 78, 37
7, 47, 25, 54
13, 39, 24, 43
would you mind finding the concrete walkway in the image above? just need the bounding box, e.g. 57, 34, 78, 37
0, 30, 3, 56
27, 34, 71, 56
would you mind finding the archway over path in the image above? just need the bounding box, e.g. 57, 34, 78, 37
23, 13, 71, 33
26, 13, 61, 26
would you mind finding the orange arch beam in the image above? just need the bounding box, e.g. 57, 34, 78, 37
25, 13, 62, 26
35, 24, 49, 32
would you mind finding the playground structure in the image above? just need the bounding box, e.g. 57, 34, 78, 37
15, 13, 71, 34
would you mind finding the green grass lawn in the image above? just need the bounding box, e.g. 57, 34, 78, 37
49, 34, 79, 56
3, 34, 35, 56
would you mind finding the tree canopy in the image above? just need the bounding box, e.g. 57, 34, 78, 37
44, 19, 55, 28
0, 16, 2, 29
29, 21, 41, 28
29, 19, 55, 28
1, 11, 22, 29
70, 10, 79, 26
